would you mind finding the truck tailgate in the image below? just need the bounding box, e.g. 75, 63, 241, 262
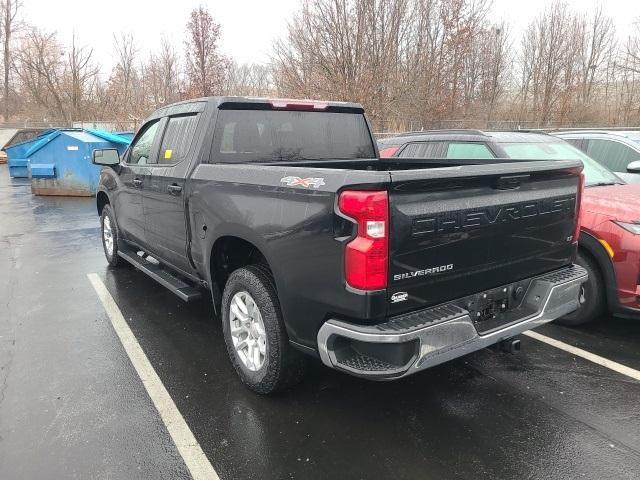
387, 160, 582, 316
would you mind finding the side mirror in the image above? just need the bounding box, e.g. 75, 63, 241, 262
93, 148, 120, 166
627, 160, 640, 173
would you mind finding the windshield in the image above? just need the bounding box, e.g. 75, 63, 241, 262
499, 141, 623, 187
212, 109, 375, 163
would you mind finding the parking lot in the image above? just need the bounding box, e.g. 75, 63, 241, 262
1, 164, 640, 480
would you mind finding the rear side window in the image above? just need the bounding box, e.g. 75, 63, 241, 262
212, 110, 375, 163
398, 142, 446, 158
158, 114, 199, 165
586, 139, 640, 172
447, 142, 494, 159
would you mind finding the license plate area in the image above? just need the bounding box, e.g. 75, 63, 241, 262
455, 279, 536, 334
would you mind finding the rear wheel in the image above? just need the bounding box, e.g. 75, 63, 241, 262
557, 252, 605, 326
100, 205, 123, 268
221, 265, 307, 394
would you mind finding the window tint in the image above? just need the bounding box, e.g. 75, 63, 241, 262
128, 121, 160, 165
398, 142, 446, 158
447, 142, 494, 159
586, 139, 640, 172
499, 141, 622, 186
212, 110, 375, 163
158, 114, 199, 165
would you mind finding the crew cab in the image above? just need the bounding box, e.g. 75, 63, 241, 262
93, 98, 587, 393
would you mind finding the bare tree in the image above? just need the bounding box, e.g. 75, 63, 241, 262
14, 27, 67, 120
225, 61, 273, 96
273, 0, 412, 129
144, 38, 182, 107
475, 23, 510, 123
112, 32, 138, 107
514, 1, 623, 126
1, 0, 21, 121
622, 21, 640, 74
157, 37, 181, 103
65, 32, 100, 120
185, 5, 227, 96
4, 1, 640, 129
577, 8, 615, 105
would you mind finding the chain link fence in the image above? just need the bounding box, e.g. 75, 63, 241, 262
0, 120, 138, 132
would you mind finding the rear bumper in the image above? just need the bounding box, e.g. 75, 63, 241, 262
317, 264, 588, 379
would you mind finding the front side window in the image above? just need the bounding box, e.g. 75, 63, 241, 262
128, 121, 160, 165
586, 139, 640, 172
158, 115, 199, 165
212, 109, 375, 163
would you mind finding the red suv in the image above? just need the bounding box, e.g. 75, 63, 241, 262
378, 130, 640, 325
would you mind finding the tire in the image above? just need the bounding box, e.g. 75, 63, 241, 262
100, 204, 123, 268
557, 252, 605, 326
221, 265, 307, 394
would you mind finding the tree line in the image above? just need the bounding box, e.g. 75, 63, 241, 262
2, 0, 640, 131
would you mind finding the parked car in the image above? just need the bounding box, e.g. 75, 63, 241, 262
553, 130, 640, 183
379, 130, 640, 324
93, 100, 586, 393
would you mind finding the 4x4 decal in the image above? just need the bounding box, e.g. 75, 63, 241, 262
280, 176, 326, 189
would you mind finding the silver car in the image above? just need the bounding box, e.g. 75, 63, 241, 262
553, 130, 640, 183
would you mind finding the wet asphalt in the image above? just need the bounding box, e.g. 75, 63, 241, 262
1, 165, 640, 480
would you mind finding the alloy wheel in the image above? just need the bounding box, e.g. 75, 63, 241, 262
229, 291, 267, 371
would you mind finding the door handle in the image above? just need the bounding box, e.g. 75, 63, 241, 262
167, 184, 182, 195
132, 178, 143, 187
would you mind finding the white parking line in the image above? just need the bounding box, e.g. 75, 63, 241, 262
87, 273, 220, 480
523, 330, 640, 382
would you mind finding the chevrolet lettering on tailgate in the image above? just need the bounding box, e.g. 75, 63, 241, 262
411, 195, 576, 237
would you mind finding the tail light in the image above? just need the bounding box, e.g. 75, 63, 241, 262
379, 146, 400, 158
338, 190, 389, 290
572, 173, 585, 243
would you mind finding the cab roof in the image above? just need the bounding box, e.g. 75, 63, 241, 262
553, 129, 640, 140
144, 96, 365, 123
378, 129, 557, 145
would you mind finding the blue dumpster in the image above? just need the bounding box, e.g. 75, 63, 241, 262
26, 129, 130, 196
113, 131, 135, 142
6, 129, 56, 178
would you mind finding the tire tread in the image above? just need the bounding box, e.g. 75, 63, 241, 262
221, 265, 307, 394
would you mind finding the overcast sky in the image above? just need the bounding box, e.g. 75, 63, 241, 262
21, 0, 640, 74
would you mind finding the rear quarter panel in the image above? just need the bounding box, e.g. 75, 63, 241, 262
187, 163, 390, 350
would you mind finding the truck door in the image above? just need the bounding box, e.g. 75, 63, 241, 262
114, 119, 162, 245
142, 113, 201, 273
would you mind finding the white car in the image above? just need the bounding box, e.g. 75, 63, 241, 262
553, 130, 640, 183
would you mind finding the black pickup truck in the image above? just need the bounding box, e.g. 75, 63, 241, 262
93, 97, 588, 393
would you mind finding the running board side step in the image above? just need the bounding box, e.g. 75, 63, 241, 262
117, 250, 202, 302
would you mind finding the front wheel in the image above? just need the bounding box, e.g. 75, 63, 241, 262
221, 265, 307, 394
100, 205, 124, 268
556, 252, 605, 326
